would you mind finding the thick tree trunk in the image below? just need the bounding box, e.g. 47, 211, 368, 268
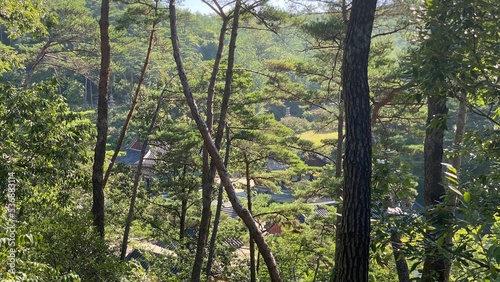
333, 0, 376, 280
91, 0, 110, 239
334, 3, 346, 273
422, 95, 449, 282
119, 91, 163, 260
168, 1, 281, 281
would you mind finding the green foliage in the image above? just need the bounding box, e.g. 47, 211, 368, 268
412, 0, 500, 104
279, 116, 312, 133
13, 0, 99, 87
0, 81, 92, 192
0, 0, 45, 37
0, 204, 131, 281
256, 202, 336, 282
1, 1, 499, 281
301, 16, 345, 43
0, 80, 131, 280
0, 0, 46, 71
229, 107, 310, 193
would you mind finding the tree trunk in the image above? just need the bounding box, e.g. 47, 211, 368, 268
244, 153, 256, 282
391, 232, 410, 282
192, 4, 238, 281
206, 17, 229, 135
333, 0, 376, 280
91, 0, 110, 239
422, 95, 449, 282
180, 198, 187, 240
334, 97, 343, 263
168, 1, 281, 281
119, 91, 163, 260
201, 21, 229, 276
206, 123, 231, 278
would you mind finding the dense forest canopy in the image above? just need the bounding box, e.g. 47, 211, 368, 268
0, 0, 499, 281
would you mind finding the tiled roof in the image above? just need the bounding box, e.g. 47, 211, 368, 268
125, 250, 149, 269
296, 213, 307, 223
314, 207, 329, 217
186, 227, 197, 238
154, 241, 168, 248
268, 223, 283, 235
222, 237, 244, 248
116, 138, 157, 166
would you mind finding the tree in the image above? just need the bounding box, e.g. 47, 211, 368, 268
193, 1, 236, 279
412, 0, 500, 279
0, 82, 129, 281
153, 119, 204, 241
119, 90, 163, 260
91, 0, 111, 239
21, 0, 98, 89
422, 95, 449, 281
333, 0, 377, 281
256, 202, 337, 282
103, 0, 161, 190
168, 0, 282, 281
229, 110, 306, 281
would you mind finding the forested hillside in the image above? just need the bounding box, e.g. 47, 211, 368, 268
0, 0, 499, 281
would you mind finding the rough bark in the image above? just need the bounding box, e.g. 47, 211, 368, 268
334, 98, 343, 280
120, 91, 163, 260
91, 0, 110, 239
168, 1, 282, 281
422, 95, 449, 282
333, 0, 376, 280
103, 15, 158, 189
